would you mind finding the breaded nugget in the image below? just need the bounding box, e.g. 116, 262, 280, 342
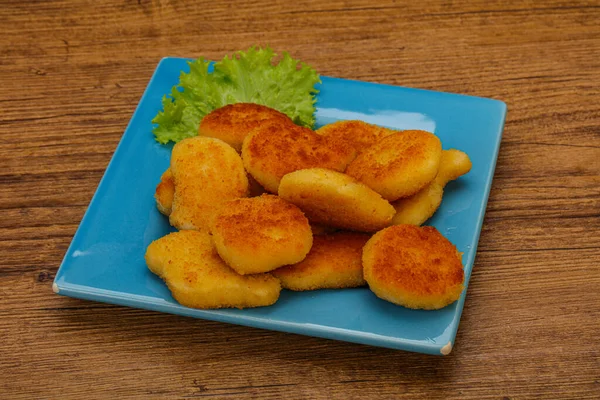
278, 168, 395, 232
242, 122, 356, 193
345, 130, 442, 201
210, 194, 313, 275
316, 120, 396, 154
199, 103, 293, 151
273, 232, 369, 291
363, 225, 464, 310
435, 149, 473, 184
391, 182, 445, 226
392, 149, 472, 225
169, 137, 248, 231
145, 230, 281, 309
154, 171, 265, 217
155, 168, 174, 216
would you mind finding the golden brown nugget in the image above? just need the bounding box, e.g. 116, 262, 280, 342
392, 149, 472, 225
145, 230, 281, 309
154, 170, 266, 217
316, 120, 396, 155
211, 194, 313, 275
242, 122, 356, 193
435, 149, 473, 184
363, 225, 464, 310
345, 130, 442, 201
155, 168, 175, 216
278, 168, 395, 232
199, 103, 293, 151
169, 137, 248, 231
273, 232, 370, 291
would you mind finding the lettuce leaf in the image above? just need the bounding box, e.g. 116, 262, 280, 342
152, 47, 320, 144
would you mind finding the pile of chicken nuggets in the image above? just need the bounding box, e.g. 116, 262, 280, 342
146, 103, 472, 311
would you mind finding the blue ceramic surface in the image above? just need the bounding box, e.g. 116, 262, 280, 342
53, 57, 506, 355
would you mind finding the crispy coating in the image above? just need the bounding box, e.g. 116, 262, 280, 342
345, 130, 442, 201
155, 168, 174, 216
316, 120, 396, 155
278, 168, 395, 232
392, 149, 472, 225
145, 230, 281, 309
210, 194, 313, 275
169, 137, 248, 231
154, 170, 265, 218
273, 232, 370, 291
199, 103, 293, 151
242, 122, 356, 193
363, 225, 464, 310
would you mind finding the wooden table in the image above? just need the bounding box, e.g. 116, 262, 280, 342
1, 1, 599, 398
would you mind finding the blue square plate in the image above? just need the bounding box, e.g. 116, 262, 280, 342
53, 57, 506, 355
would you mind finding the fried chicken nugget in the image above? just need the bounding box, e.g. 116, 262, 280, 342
392, 149, 472, 225
316, 120, 396, 155
199, 103, 294, 151
242, 122, 356, 193
156, 169, 264, 218
435, 149, 473, 184
155, 168, 174, 216
278, 168, 395, 232
210, 194, 313, 275
169, 137, 248, 231
272, 232, 370, 291
145, 230, 281, 309
345, 130, 442, 201
363, 225, 464, 310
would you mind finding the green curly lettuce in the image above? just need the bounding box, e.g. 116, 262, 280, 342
152, 47, 321, 144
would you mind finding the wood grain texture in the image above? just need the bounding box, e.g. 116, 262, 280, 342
1, 0, 599, 398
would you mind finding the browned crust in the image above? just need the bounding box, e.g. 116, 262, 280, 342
169, 137, 248, 231
364, 225, 464, 302
242, 122, 356, 193
199, 103, 293, 151
345, 130, 442, 200
273, 231, 370, 290
316, 120, 396, 153
211, 194, 311, 255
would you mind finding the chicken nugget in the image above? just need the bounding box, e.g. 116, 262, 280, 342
210, 194, 313, 275
155, 168, 174, 216
316, 120, 396, 155
273, 232, 370, 291
392, 149, 472, 225
145, 230, 281, 309
435, 149, 473, 184
363, 225, 464, 310
278, 168, 395, 232
155, 169, 263, 218
242, 122, 356, 193
199, 103, 293, 151
345, 130, 442, 201
169, 137, 248, 231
